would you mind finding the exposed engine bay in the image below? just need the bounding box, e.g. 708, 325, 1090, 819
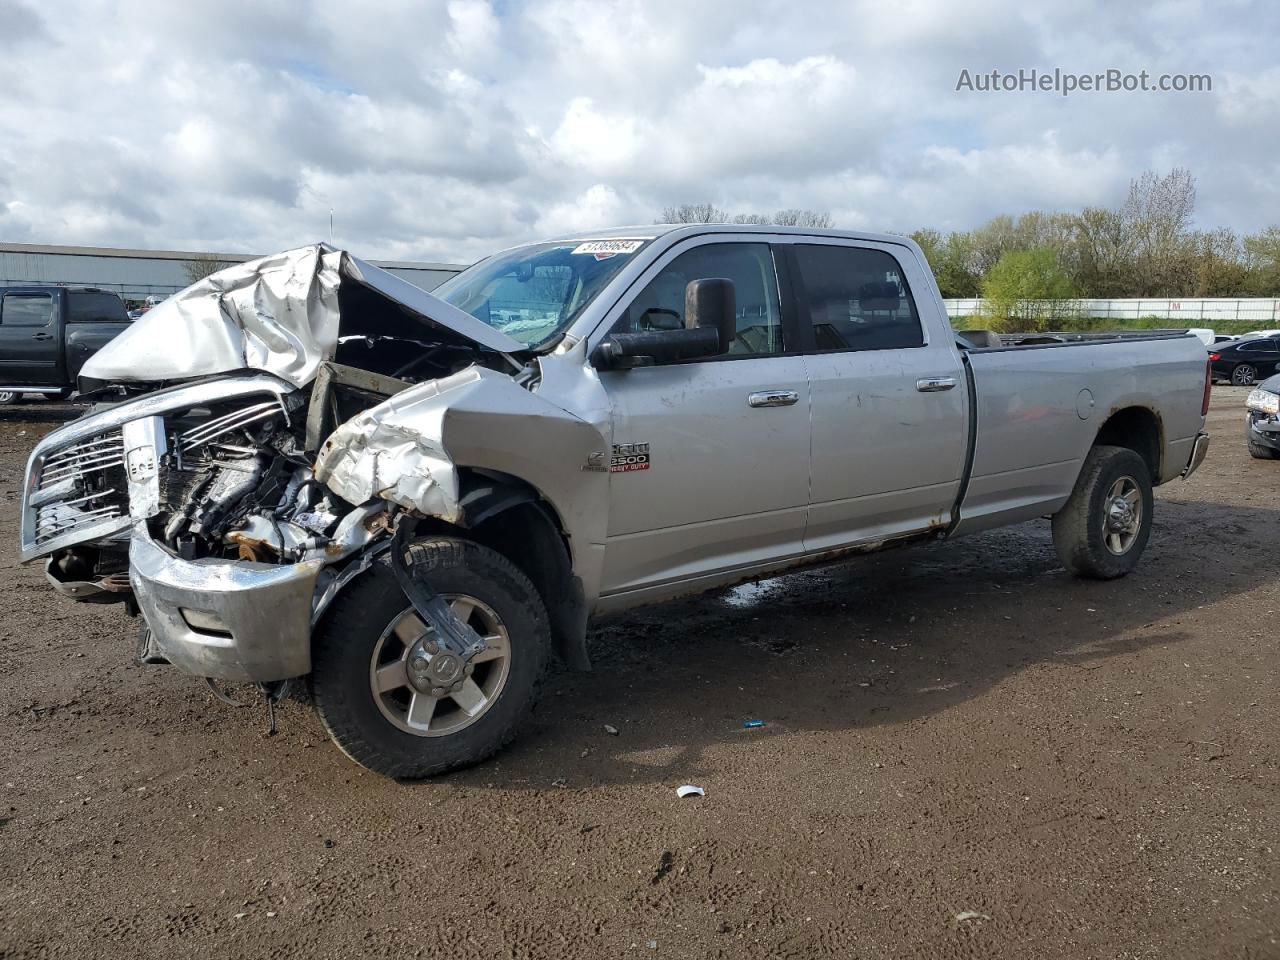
29, 242, 537, 599
44, 349, 514, 598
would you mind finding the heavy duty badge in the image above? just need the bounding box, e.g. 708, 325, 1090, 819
610, 442, 650, 473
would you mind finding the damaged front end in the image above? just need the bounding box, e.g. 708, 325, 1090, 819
18, 243, 601, 684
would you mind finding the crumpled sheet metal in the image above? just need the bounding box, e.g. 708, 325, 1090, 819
82, 245, 344, 388
314, 375, 463, 524
313, 364, 611, 568
80, 244, 523, 389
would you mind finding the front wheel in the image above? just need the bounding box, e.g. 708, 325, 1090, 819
1052, 445, 1153, 579
310, 537, 550, 779
1232, 364, 1258, 385
1248, 436, 1280, 460
0, 391, 18, 405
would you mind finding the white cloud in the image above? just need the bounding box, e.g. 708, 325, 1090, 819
0, 0, 1271, 263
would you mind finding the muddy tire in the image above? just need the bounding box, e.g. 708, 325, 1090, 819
1247, 436, 1280, 460
310, 537, 550, 779
1052, 445, 1153, 580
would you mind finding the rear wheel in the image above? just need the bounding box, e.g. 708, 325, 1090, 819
1232, 364, 1258, 385
1052, 445, 1153, 579
310, 537, 550, 779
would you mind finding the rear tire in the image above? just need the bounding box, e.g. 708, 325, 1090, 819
1052, 445, 1153, 580
310, 537, 550, 779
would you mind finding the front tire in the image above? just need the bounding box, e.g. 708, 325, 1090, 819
1052, 445, 1153, 579
310, 537, 550, 779
1248, 436, 1280, 459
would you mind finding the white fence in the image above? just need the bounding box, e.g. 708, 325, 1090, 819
944, 298, 1280, 324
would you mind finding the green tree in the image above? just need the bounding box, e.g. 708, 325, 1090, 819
1068, 206, 1134, 297
910, 228, 980, 298
1192, 228, 1247, 296
1243, 227, 1280, 296
981, 248, 1078, 332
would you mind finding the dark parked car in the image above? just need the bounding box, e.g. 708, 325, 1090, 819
1245, 373, 1280, 458
0, 287, 131, 404
1209, 337, 1280, 385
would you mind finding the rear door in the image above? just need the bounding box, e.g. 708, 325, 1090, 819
0, 290, 61, 385
64, 291, 130, 381
782, 241, 969, 551
595, 237, 812, 599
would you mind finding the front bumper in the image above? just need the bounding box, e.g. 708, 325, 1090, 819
129, 531, 323, 682
1183, 431, 1210, 479
1247, 413, 1280, 452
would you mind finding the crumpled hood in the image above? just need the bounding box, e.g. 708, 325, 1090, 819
80, 243, 521, 388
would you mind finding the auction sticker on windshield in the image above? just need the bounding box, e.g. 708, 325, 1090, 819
571, 239, 645, 260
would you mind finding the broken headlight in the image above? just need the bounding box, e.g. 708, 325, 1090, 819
1246, 388, 1279, 416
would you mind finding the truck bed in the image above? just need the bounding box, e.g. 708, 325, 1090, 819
953, 331, 1209, 536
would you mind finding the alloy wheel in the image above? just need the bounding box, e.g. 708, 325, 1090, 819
369, 595, 511, 737
1102, 475, 1143, 555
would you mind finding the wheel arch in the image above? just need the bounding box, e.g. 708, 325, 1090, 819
448, 469, 591, 671
1093, 406, 1163, 483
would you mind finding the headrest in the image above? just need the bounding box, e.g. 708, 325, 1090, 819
858, 280, 901, 311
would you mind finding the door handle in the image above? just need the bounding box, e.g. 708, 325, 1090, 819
31, 332, 53, 341
915, 376, 957, 392
748, 390, 800, 408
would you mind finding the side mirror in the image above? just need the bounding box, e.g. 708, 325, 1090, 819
590, 277, 738, 370
592, 327, 722, 369
684, 278, 737, 348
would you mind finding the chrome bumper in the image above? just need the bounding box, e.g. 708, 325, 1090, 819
129, 532, 323, 682
1183, 431, 1210, 479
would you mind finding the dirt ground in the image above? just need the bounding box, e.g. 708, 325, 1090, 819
0, 387, 1276, 960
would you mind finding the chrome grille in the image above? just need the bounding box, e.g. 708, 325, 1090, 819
179, 399, 284, 453
39, 434, 125, 487
18, 374, 296, 563
30, 428, 130, 551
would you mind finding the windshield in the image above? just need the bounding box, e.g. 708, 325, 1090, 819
431, 238, 651, 348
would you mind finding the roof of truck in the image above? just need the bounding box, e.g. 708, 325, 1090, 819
552, 223, 916, 247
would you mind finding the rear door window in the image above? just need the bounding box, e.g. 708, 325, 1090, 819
66, 292, 128, 323
792, 245, 924, 352
1, 293, 54, 327
1241, 341, 1279, 354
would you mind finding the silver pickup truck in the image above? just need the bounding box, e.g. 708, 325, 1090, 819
19, 227, 1211, 778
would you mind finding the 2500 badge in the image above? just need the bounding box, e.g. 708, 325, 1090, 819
610, 441, 650, 473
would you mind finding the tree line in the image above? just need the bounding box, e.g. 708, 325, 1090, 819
910, 169, 1280, 302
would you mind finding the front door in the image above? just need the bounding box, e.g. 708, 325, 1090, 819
0, 291, 60, 385
596, 239, 811, 599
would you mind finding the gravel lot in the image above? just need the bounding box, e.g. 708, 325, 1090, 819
1, 387, 1277, 959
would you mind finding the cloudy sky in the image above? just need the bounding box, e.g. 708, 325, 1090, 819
0, 0, 1273, 263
